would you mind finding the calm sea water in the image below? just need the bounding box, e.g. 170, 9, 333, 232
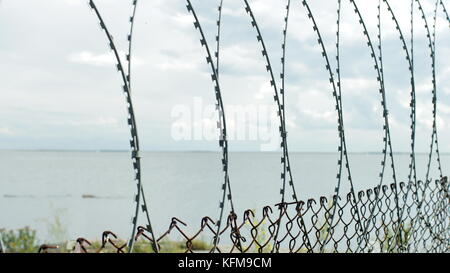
0, 151, 447, 242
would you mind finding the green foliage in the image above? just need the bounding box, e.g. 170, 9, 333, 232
189, 237, 211, 251
0, 225, 212, 253
82, 237, 211, 253
379, 222, 412, 253
157, 237, 211, 253
312, 199, 333, 253
246, 209, 272, 253
0, 227, 39, 253
43, 209, 68, 244
132, 239, 155, 253
159, 239, 187, 253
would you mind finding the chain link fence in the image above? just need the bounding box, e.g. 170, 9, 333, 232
36, 177, 448, 253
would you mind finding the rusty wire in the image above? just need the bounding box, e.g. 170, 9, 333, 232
39, 176, 449, 253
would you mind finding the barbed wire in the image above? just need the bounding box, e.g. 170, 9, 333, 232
428, 1, 447, 248
185, 0, 237, 253
280, 0, 298, 207
414, 0, 442, 186
299, 0, 363, 252
80, 0, 450, 254
427, 0, 444, 184
87, 0, 159, 253
242, 0, 305, 252
409, 0, 444, 251
321, 0, 346, 252
347, 0, 399, 252
215, 0, 224, 79
376, 0, 402, 249
1, 0, 449, 254
441, 0, 450, 25
279, 0, 313, 252
242, 0, 297, 205
380, 0, 420, 248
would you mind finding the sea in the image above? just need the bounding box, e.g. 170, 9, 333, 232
0, 150, 447, 243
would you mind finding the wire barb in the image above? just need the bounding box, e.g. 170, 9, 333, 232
87, 0, 158, 253
185, 0, 236, 253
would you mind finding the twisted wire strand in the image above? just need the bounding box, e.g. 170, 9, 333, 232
298, 0, 363, 252
412, 0, 445, 250
347, 0, 399, 253
441, 0, 450, 24
215, 0, 224, 78
409, 0, 418, 199
376, 0, 403, 252
320, 0, 346, 252
381, 0, 420, 251
432, 2, 446, 177
417, 1, 442, 212
87, 0, 159, 253
418, 0, 443, 185
281, 0, 299, 205
124, 0, 157, 253
126, 0, 138, 84
376, 0, 400, 199
280, 0, 313, 252
241, 0, 302, 252
185, 0, 236, 252
432, 2, 448, 178
242, 0, 297, 204
407, 5, 423, 252
213, 0, 242, 252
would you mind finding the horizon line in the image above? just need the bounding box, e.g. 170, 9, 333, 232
0, 149, 448, 155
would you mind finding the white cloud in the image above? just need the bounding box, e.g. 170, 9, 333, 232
68, 50, 144, 67
301, 109, 335, 124
0, 0, 449, 152
253, 82, 273, 100
71, 117, 119, 127
0, 127, 15, 136
62, 0, 82, 6
156, 59, 198, 71
171, 13, 194, 28
341, 77, 378, 95
68, 51, 117, 67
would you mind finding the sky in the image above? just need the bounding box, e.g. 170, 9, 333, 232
0, 0, 449, 152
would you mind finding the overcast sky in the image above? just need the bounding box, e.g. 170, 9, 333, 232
0, 0, 449, 152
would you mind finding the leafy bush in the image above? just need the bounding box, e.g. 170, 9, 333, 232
0, 227, 39, 253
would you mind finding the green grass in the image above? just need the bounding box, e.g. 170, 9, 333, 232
0, 227, 212, 253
